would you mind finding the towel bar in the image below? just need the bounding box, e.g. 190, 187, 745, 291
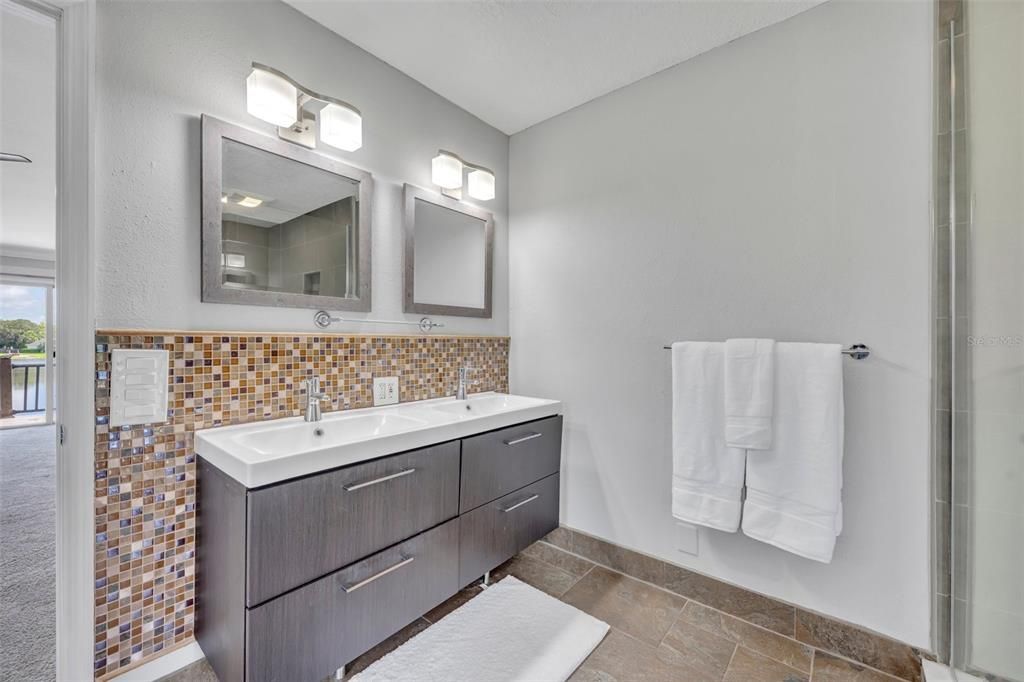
662, 343, 870, 360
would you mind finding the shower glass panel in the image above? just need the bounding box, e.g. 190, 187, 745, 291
953, 2, 1024, 680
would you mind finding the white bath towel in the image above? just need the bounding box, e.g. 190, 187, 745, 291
724, 338, 775, 450
671, 342, 746, 532
741, 343, 844, 563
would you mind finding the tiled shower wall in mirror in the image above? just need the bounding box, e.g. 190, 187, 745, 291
92, 332, 509, 679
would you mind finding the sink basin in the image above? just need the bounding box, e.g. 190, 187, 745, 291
425, 393, 543, 419
234, 413, 434, 458
196, 392, 561, 487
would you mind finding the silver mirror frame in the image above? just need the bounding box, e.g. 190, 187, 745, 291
201, 114, 373, 311
402, 183, 494, 319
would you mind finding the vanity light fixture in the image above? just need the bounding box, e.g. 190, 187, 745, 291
467, 167, 496, 201
431, 151, 463, 190
430, 150, 496, 201
319, 102, 362, 152
245, 63, 362, 152
246, 68, 298, 128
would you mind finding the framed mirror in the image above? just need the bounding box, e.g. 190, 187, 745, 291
201, 115, 372, 311
403, 184, 493, 318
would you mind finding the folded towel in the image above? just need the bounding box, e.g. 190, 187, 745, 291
724, 338, 775, 450
741, 343, 844, 563
671, 342, 746, 532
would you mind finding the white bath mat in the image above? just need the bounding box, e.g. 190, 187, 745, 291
351, 576, 609, 682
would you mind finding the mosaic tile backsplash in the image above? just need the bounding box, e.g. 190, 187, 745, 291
92, 331, 510, 678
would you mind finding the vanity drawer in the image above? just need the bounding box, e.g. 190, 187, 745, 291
459, 416, 562, 512
246, 441, 460, 606
458, 473, 560, 586
246, 519, 459, 682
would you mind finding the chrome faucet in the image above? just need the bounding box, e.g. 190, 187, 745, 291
302, 377, 330, 422
456, 367, 479, 400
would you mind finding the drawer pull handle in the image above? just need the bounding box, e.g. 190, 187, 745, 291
342, 556, 415, 593
344, 468, 416, 491
504, 432, 543, 446
502, 494, 540, 513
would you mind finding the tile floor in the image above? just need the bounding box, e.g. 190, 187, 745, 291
163, 541, 910, 682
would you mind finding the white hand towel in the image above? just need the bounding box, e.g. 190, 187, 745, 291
741, 343, 844, 563
724, 338, 775, 450
672, 342, 746, 532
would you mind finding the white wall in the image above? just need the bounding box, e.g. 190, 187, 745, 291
510, 0, 933, 647
95, 0, 508, 335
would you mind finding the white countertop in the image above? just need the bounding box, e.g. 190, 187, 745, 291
195, 392, 562, 487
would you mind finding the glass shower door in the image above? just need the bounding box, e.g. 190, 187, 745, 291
954, 2, 1024, 679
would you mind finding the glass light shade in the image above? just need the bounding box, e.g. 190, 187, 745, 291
246, 69, 298, 127
467, 169, 495, 200
431, 153, 463, 190
236, 196, 262, 208
319, 103, 362, 152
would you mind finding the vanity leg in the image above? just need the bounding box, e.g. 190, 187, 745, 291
335, 665, 346, 680
481, 570, 491, 588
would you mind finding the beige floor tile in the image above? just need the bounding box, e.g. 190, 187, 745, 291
521, 540, 596, 577
491, 554, 583, 597
680, 601, 814, 673
723, 647, 809, 682
561, 566, 686, 647
571, 628, 719, 682
571, 531, 667, 584
811, 652, 906, 682
543, 526, 574, 552
795, 611, 922, 682
661, 564, 796, 637
657, 617, 737, 679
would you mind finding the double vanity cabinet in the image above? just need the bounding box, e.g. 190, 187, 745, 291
195, 394, 562, 682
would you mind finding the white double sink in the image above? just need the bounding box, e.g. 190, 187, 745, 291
195, 392, 562, 488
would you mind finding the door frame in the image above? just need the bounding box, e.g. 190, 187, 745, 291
9, 0, 99, 678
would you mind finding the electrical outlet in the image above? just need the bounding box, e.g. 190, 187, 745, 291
676, 521, 699, 556
373, 376, 399, 406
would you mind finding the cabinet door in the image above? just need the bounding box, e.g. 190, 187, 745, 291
246, 520, 460, 682
460, 416, 562, 512
458, 473, 560, 586
247, 441, 460, 605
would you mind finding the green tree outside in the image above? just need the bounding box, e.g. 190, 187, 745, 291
0, 319, 46, 351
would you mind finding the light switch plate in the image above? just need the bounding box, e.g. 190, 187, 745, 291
676, 521, 699, 556
373, 376, 399, 406
109, 349, 169, 426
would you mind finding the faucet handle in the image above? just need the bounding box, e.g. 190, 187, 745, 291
302, 377, 325, 396
458, 367, 482, 386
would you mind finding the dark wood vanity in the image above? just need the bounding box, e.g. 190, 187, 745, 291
196, 415, 562, 682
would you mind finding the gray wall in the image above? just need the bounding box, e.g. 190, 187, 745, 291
96, 0, 509, 335
509, 0, 933, 647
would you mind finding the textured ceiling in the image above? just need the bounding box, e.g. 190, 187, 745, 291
285, 0, 827, 134
0, 0, 56, 254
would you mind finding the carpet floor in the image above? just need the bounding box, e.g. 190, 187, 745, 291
0, 425, 56, 682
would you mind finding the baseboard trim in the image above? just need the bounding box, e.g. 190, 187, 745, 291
106, 640, 204, 682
